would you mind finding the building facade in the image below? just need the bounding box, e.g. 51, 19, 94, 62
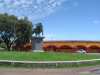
43, 40, 100, 53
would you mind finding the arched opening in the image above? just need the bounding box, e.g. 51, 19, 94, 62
43, 45, 58, 52
88, 46, 100, 53
76, 45, 87, 52
42, 46, 47, 51
58, 45, 74, 52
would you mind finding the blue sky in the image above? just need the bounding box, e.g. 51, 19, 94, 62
40, 0, 100, 41
0, 0, 99, 41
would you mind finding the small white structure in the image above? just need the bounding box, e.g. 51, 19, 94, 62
76, 49, 86, 54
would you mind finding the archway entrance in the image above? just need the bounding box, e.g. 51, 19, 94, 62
76, 45, 87, 52
58, 45, 74, 52
88, 46, 100, 53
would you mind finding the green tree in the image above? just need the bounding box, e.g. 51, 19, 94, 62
15, 17, 32, 46
0, 13, 17, 50
0, 13, 32, 51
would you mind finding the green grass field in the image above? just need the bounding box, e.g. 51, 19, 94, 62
0, 52, 99, 61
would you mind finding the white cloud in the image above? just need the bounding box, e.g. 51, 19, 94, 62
87, 17, 100, 25
44, 33, 57, 41
93, 20, 100, 24
37, 0, 45, 4
0, 0, 68, 20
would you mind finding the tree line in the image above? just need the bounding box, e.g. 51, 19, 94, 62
0, 13, 43, 51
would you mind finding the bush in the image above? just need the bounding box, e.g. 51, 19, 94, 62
0, 43, 6, 48
12, 43, 32, 51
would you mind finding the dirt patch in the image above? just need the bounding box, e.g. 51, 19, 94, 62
0, 65, 100, 75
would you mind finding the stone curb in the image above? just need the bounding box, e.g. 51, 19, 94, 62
0, 59, 99, 63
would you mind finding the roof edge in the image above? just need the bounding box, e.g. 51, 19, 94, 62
43, 40, 100, 43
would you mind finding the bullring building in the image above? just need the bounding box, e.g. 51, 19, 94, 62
43, 40, 100, 53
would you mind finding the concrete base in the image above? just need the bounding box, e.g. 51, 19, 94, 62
33, 50, 44, 52
32, 36, 44, 52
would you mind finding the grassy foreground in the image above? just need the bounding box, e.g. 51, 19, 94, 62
0, 52, 99, 61
0, 52, 99, 68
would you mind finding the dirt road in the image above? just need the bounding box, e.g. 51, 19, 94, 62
0, 65, 100, 75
